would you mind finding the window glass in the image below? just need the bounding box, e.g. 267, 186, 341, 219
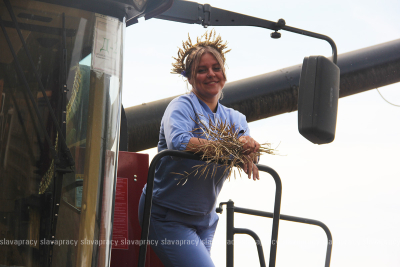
0, 1, 123, 266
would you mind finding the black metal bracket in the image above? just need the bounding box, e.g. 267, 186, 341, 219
155, 0, 337, 64
138, 149, 282, 267
270, 19, 285, 39
202, 4, 211, 27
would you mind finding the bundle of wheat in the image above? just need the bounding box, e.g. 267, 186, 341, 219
172, 114, 276, 185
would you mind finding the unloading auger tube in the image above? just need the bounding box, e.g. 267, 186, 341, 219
125, 39, 400, 152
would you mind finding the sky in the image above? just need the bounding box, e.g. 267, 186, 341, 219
122, 0, 400, 266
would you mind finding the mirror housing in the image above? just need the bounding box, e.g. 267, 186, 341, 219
298, 56, 340, 144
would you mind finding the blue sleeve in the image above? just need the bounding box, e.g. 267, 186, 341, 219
231, 110, 250, 137
237, 114, 260, 163
227, 109, 260, 162
163, 99, 196, 151
240, 115, 250, 137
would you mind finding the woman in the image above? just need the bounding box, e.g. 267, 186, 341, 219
139, 31, 260, 267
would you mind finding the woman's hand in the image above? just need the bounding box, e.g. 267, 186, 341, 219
188, 136, 261, 180
242, 154, 259, 180
239, 136, 260, 155
186, 137, 212, 153
239, 136, 260, 180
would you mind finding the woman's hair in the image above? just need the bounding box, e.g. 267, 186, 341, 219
171, 30, 230, 79
185, 46, 227, 85
171, 30, 230, 98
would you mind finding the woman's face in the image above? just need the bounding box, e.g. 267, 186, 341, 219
190, 52, 226, 101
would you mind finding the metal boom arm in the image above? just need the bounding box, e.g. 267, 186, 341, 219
155, 0, 337, 63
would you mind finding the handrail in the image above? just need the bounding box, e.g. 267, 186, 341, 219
233, 227, 266, 267
221, 204, 333, 267
138, 149, 282, 267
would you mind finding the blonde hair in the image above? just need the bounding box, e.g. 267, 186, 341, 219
171, 30, 230, 79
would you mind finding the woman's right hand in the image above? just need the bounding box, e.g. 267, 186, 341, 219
239, 136, 260, 155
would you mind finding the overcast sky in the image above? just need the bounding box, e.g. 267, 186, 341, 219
122, 0, 400, 266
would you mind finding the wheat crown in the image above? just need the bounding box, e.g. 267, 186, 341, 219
171, 29, 231, 77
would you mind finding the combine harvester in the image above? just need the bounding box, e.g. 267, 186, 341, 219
0, 0, 398, 266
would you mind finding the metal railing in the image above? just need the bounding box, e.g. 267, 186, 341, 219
138, 149, 332, 267
217, 200, 333, 267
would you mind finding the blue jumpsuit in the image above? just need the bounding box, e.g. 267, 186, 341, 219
139, 92, 249, 267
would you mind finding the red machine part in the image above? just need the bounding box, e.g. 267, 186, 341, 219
110, 151, 164, 267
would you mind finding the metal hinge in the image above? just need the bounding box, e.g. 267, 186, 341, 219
202, 4, 211, 28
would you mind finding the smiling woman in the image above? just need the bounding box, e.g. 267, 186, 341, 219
138, 31, 261, 267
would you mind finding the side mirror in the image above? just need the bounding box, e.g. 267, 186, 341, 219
298, 56, 340, 144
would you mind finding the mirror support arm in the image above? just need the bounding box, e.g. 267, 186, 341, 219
281, 24, 337, 64
155, 0, 337, 64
